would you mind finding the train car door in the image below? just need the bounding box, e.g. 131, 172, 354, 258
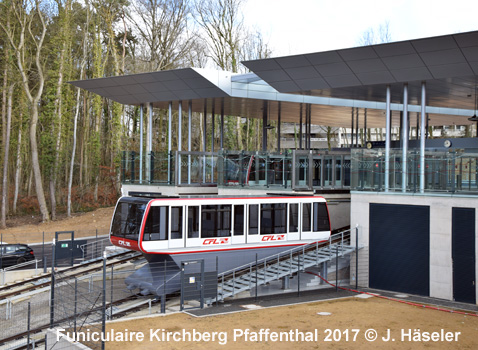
300, 202, 314, 240
232, 205, 246, 245
246, 204, 262, 243
288, 202, 300, 241
186, 205, 201, 248
169, 206, 185, 249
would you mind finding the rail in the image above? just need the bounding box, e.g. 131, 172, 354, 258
1, 259, 43, 285
220, 229, 352, 279
215, 227, 358, 302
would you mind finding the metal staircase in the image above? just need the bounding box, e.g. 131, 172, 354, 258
213, 229, 358, 302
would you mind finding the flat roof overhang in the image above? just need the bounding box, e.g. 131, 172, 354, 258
70, 31, 478, 129
242, 31, 478, 110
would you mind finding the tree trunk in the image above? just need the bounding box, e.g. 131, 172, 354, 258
1, 85, 14, 228
13, 125, 22, 214
30, 103, 50, 222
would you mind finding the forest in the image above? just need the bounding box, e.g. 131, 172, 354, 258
0, 0, 274, 227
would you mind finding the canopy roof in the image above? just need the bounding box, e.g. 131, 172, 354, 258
70, 30, 478, 128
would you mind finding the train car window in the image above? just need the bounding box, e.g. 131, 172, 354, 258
201, 205, 232, 238
261, 203, 287, 234
143, 206, 168, 241
111, 202, 146, 240
289, 203, 299, 233
234, 205, 244, 236
313, 202, 330, 231
249, 204, 258, 234
171, 207, 183, 239
188, 206, 200, 238
302, 203, 311, 231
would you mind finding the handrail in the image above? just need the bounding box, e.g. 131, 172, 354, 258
1, 258, 42, 272
218, 228, 353, 279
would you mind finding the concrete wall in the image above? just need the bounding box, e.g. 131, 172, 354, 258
351, 192, 478, 304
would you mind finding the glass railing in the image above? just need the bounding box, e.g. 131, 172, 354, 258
120, 149, 352, 191
351, 148, 478, 194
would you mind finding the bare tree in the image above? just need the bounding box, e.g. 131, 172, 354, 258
68, 0, 90, 217
0, 0, 50, 222
127, 0, 193, 71
193, 0, 244, 72
357, 20, 392, 46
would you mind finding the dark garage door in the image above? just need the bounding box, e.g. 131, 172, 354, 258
452, 207, 476, 304
369, 203, 430, 296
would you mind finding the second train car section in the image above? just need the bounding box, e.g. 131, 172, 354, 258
110, 195, 331, 254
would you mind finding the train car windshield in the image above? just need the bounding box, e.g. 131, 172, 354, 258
111, 198, 150, 241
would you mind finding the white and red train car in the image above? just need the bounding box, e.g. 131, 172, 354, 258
110, 195, 331, 295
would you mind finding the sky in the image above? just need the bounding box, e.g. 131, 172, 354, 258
242, 0, 478, 57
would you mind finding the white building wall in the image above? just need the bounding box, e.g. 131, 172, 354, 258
351, 192, 478, 304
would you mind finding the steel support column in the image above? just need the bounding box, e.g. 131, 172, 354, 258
299, 103, 303, 150
277, 101, 281, 151
211, 99, 215, 152
262, 100, 268, 152
168, 101, 172, 184
148, 103, 153, 183
355, 107, 359, 147
178, 101, 182, 151
364, 108, 367, 145
220, 98, 224, 150
402, 84, 409, 192
178, 101, 182, 184
420, 82, 426, 193
139, 104, 143, 184
385, 85, 391, 192
351, 107, 355, 148
188, 100, 192, 184
203, 100, 207, 183
203, 100, 207, 152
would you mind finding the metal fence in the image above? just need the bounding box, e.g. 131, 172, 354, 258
0, 228, 361, 349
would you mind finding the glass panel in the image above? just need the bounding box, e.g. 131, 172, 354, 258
343, 158, 351, 187
112, 202, 146, 241
187, 206, 199, 238
313, 202, 330, 232
234, 205, 244, 236
302, 203, 311, 232
260, 203, 287, 234
143, 206, 168, 241
313, 159, 321, 186
171, 207, 183, 239
201, 205, 232, 238
289, 203, 299, 233
249, 204, 258, 234
335, 158, 342, 186
324, 157, 333, 186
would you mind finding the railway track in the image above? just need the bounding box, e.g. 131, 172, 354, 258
0, 250, 143, 300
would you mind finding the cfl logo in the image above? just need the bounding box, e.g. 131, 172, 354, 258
203, 238, 229, 245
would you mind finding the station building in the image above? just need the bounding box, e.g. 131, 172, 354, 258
72, 30, 478, 305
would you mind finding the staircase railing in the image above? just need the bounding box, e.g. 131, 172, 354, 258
216, 227, 358, 301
